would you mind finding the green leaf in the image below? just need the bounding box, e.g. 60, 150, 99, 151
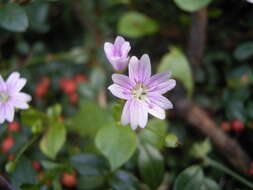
173, 165, 204, 190
139, 119, 167, 149
70, 153, 109, 176
40, 122, 66, 159
95, 125, 137, 170
165, 133, 179, 148
0, 3, 28, 32
234, 42, 253, 61
10, 157, 37, 190
158, 47, 194, 97
118, 11, 159, 38
200, 178, 221, 190
77, 175, 105, 190
25, 0, 49, 33
68, 101, 114, 135
21, 108, 46, 134
174, 0, 212, 12
138, 144, 164, 189
110, 170, 139, 190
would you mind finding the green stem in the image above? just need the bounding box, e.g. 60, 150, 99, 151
205, 156, 253, 189
14, 135, 39, 163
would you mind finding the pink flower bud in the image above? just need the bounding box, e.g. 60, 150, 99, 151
104, 36, 131, 72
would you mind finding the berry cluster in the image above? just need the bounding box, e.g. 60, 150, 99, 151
220, 120, 245, 133
59, 74, 87, 104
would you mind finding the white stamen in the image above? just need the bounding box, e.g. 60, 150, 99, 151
132, 83, 147, 100
0, 92, 9, 102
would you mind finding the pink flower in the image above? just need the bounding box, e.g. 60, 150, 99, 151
108, 54, 176, 130
0, 72, 31, 124
104, 36, 131, 72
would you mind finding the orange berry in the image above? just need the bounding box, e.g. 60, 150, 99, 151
61, 173, 77, 188
60, 78, 77, 95
231, 120, 244, 133
74, 74, 88, 84
8, 154, 14, 161
32, 160, 41, 172
2, 136, 14, 153
69, 92, 78, 104
7, 121, 20, 132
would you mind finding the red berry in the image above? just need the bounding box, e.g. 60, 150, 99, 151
60, 78, 77, 95
41, 77, 50, 88
8, 154, 14, 161
35, 77, 51, 98
7, 121, 20, 132
69, 92, 78, 104
61, 173, 77, 188
74, 74, 88, 84
231, 120, 244, 132
2, 136, 14, 153
32, 160, 41, 172
220, 121, 230, 132
35, 84, 47, 98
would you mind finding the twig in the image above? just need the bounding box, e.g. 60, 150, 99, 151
175, 99, 250, 174
187, 8, 207, 68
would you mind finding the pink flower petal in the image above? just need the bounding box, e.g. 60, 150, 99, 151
112, 74, 135, 89
147, 71, 171, 87
121, 42, 131, 57
146, 101, 166, 120
129, 54, 151, 83
9, 92, 31, 109
108, 84, 131, 100
104, 42, 114, 57
0, 104, 5, 124
147, 93, 173, 109
114, 36, 125, 50
148, 79, 176, 94
130, 99, 148, 129
4, 103, 14, 122
121, 100, 131, 126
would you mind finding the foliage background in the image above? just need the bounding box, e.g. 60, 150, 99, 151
0, 0, 253, 190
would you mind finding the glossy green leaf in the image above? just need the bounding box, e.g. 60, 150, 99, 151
0, 3, 28, 32
40, 122, 66, 159
158, 47, 193, 97
234, 42, 253, 61
95, 125, 137, 170
110, 170, 139, 190
77, 175, 105, 190
25, 0, 49, 33
200, 178, 221, 190
68, 101, 114, 135
174, 0, 212, 12
138, 144, 164, 189
173, 165, 204, 190
10, 157, 37, 190
118, 11, 159, 38
139, 119, 167, 149
70, 153, 109, 176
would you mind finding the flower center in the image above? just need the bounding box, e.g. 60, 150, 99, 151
0, 92, 9, 102
132, 83, 147, 100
